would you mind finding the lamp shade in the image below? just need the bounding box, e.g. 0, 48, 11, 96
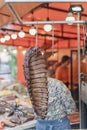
4, 34, 10, 41
44, 24, 52, 32
65, 12, 75, 25
69, 5, 83, 13
0, 37, 5, 43
11, 33, 17, 40
29, 26, 37, 36
18, 30, 25, 38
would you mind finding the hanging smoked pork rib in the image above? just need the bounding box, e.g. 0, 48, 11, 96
23, 46, 48, 119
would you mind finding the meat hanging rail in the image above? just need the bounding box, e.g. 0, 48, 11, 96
5, 2, 87, 25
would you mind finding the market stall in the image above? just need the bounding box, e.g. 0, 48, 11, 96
0, 0, 87, 129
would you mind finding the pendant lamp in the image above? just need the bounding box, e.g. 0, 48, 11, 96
0, 37, 5, 43
18, 26, 25, 38
29, 11, 37, 36
44, 3, 52, 32
29, 25, 37, 36
11, 33, 17, 40
65, 12, 75, 25
4, 33, 10, 41
44, 17, 52, 32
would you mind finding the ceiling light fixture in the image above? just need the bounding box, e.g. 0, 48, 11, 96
11, 33, 17, 40
29, 11, 37, 36
29, 25, 37, 36
44, 20, 52, 32
18, 26, 25, 38
66, 5, 83, 25
0, 37, 6, 43
65, 12, 75, 25
44, 3, 52, 32
69, 5, 83, 13
18, 30, 25, 38
4, 33, 10, 41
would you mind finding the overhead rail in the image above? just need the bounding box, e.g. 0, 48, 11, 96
6, 3, 87, 25
5, 0, 87, 3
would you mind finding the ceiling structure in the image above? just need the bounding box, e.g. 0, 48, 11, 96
0, 1, 87, 49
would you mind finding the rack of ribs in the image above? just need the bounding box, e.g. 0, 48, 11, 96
23, 46, 48, 119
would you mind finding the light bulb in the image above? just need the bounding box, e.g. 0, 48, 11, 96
0, 37, 5, 43
22, 50, 26, 55
72, 6, 82, 12
44, 24, 52, 32
4, 34, 10, 41
11, 33, 17, 40
65, 12, 75, 25
29, 26, 37, 36
18, 30, 25, 38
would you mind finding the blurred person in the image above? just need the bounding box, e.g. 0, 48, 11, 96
55, 55, 70, 88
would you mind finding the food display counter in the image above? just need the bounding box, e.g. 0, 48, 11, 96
0, 82, 36, 130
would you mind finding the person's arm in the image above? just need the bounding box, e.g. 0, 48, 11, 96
55, 81, 76, 114
61, 82, 76, 114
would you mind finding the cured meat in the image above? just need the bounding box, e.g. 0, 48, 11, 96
23, 46, 48, 119
30, 59, 46, 66
31, 83, 47, 87
30, 78, 47, 84
30, 69, 47, 75
30, 64, 47, 70
30, 73, 47, 79
30, 55, 45, 63
31, 88, 48, 93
